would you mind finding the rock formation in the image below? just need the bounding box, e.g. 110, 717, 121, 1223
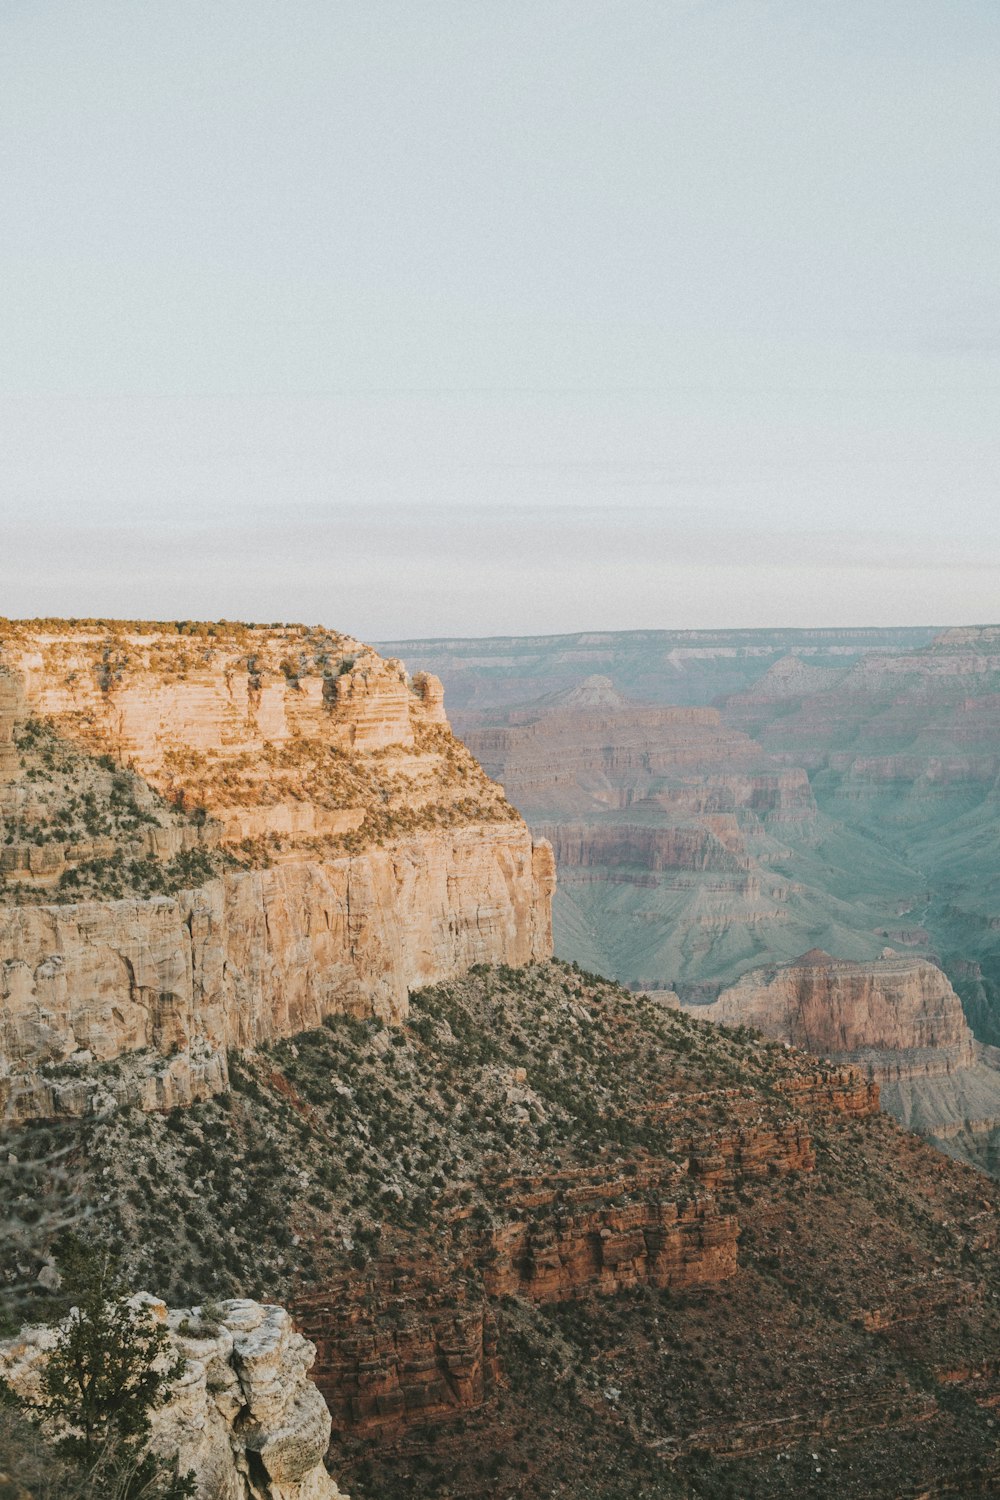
718, 625, 1000, 1055
699, 950, 977, 1079
460, 680, 899, 993
0, 1297, 348, 1499
0, 671, 23, 783
0, 621, 553, 1120
9, 961, 999, 1498
696, 950, 1000, 1168
382, 625, 1000, 1175
377, 625, 936, 713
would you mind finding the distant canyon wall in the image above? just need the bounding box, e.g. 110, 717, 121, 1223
695, 951, 1000, 1172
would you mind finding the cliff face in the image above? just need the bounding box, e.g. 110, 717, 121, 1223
0, 1298, 348, 1500
0, 622, 553, 1119
700, 951, 977, 1080
697, 950, 1000, 1168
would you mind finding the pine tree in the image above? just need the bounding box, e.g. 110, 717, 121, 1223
9, 1236, 195, 1500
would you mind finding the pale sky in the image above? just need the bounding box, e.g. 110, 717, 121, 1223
2, 1, 998, 637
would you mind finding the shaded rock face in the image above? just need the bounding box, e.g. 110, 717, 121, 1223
0, 1298, 348, 1500
0, 622, 554, 1120
719, 625, 1000, 1054
700, 953, 977, 1081
465, 701, 776, 818
695, 953, 1000, 1166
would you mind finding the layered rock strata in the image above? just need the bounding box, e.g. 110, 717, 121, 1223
459, 677, 902, 992
296, 1077, 879, 1443
0, 1297, 348, 1500
0, 670, 23, 783
696, 951, 1000, 1165
0, 622, 554, 1119
699, 951, 978, 1081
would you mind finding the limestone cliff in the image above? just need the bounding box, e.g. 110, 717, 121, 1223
0, 1297, 347, 1499
0, 621, 553, 1119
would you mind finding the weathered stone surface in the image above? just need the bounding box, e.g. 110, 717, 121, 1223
0, 1297, 348, 1500
0, 623, 554, 1119
0, 823, 554, 1118
0, 670, 23, 783
299, 1274, 500, 1439
294, 1064, 873, 1446
480, 1169, 738, 1302
690, 952, 1000, 1158
698, 952, 977, 1080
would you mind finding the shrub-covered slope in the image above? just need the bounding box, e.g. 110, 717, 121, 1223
4, 962, 1000, 1497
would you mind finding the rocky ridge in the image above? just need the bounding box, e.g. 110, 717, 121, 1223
377, 627, 937, 713
0, 622, 553, 1120
696, 950, 1000, 1171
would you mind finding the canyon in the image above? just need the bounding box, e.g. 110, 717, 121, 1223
460, 674, 914, 996
5, 618, 1000, 1498
5, 961, 1000, 1498
396, 625, 1000, 1175
378, 626, 938, 715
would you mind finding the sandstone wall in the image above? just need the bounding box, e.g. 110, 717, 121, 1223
1, 825, 554, 1119
0, 622, 554, 1119
699, 952, 977, 1080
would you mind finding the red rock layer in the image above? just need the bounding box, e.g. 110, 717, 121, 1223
296, 1072, 879, 1443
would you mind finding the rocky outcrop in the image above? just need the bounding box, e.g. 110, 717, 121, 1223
0, 624, 504, 851
479, 1163, 738, 1302
0, 622, 554, 1120
465, 696, 772, 816
0, 1297, 348, 1500
699, 951, 977, 1080
695, 952, 1000, 1166
298, 1273, 500, 1439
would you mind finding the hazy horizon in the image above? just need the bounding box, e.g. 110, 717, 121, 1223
3, 2, 998, 637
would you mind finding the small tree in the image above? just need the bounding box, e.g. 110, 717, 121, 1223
8, 1236, 195, 1500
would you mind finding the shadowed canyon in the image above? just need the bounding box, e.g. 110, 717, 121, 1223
385, 626, 1000, 1174
3, 620, 1000, 1498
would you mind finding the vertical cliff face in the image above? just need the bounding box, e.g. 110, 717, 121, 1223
699, 951, 978, 1076
0, 622, 553, 1119
696, 950, 1000, 1169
